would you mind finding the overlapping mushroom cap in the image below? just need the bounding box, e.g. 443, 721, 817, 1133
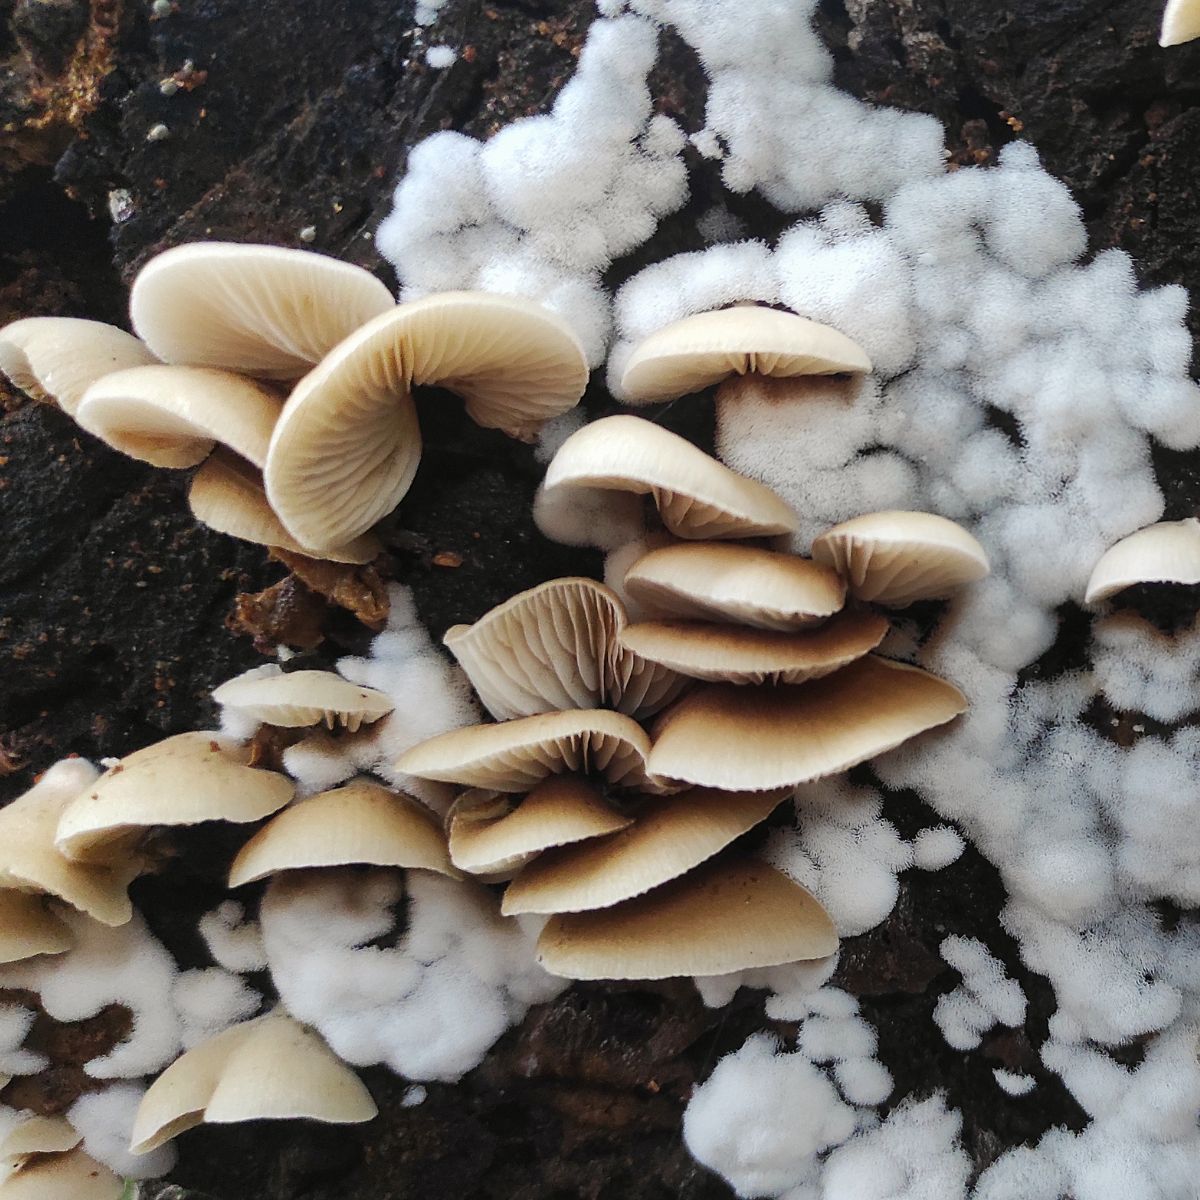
1161, 0, 1200, 45
213, 665, 394, 731
1084, 518, 1200, 605
0, 893, 73, 964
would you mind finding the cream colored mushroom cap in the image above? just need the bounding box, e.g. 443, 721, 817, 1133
75, 364, 282, 469
621, 306, 872, 404
0, 317, 157, 416
503, 786, 785, 915
542, 415, 798, 540
443, 576, 683, 721
1161, 0, 1200, 45
647, 656, 967, 791
0, 893, 73, 963
264, 291, 588, 551
130, 1012, 376, 1154
537, 858, 837, 980
396, 708, 662, 794
129, 242, 395, 380
0, 1117, 81, 1173
811, 510, 990, 607
0, 759, 137, 927
189, 452, 381, 564
620, 610, 890, 685
624, 541, 845, 629
0, 1148, 123, 1200
1084, 518, 1200, 604
212, 665, 394, 731
229, 781, 455, 885
55, 731, 294, 863
449, 775, 631, 877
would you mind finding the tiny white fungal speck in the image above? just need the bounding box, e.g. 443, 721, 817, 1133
159, 78, 180, 96
401, 1084, 427, 1107
146, 123, 170, 142
106, 188, 136, 223
299, 225, 317, 243
151, 0, 172, 16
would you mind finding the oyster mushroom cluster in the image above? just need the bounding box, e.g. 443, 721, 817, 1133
0, 242, 590, 562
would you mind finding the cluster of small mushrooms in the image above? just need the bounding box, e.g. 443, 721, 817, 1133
0, 243, 1006, 1181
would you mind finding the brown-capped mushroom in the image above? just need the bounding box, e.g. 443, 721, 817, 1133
212, 666, 393, 731
1084, 518, 1200, 605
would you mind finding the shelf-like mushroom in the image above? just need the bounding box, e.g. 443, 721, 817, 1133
0, 1116, 81, 1174
0, 892, 73, 964
0, 1148, 123, 1199
1084, 518, 1200, 605
212, 665, 393, 731
129, 242, 396, 380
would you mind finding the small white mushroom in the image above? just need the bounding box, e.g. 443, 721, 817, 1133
1084, 518, 1200, 605
0, 892, 73, 964
0, 1147, 123, 1199
212, 665, 393, 730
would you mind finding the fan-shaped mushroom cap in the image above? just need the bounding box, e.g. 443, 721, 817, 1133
811, 510, 990, 607
396, 708, 663, 794
1161, 0, 1200, 45
189, 452, 380, 564
620, 610, 889, 685
443, 577, 684, 721
1084, 518, 1200, 604
130, 1012, 376, 1154
624, 541, 845, 629
228, 780, 454, 886
537, 858, 836, 980
75, 365, 282, 469
55, 732, 294, 863
647, 656, 966, 791
541, 415, 797, 541
212, 665, 393, 731
0, 893, 73, 963
264, 292, 589, 551
129, 242, 395, 380
0, 1148, 123, 1199
0, 1117, 80, 1172
620, 306, 872, 404
503, 786, 785, 915
449, 775, 631, 878
0, 318, 157, 416
0, 759, 137, 927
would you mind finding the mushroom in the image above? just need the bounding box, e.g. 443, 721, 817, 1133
811, 510, 990, 607
619, 305, 871, 405
539, 415, 798, 541
1084, 518, 1200, 605
212, 665, 393, 731
536, 858, 837, 980
0, 1117, 81, 1173
1161, 0, 1200, 45
0, 1148, 123, 1199
442, 576, 685, 720
129, 1011, 377, 1154
55, 731, 294, 864
623, 541, 846, 629
501, 786, 786, 915
646, 656, 967, 791
0, 317, 157, 415
395, 708, 665, 794
619, 610, 889, 685
228, 780, 456, 886
264, 291, 589, 551
74, 364, 283, 469
189, 451, 381, 564
0, 759, 139, 927
129, 242, 396, 380
0, 892, 73, 963
448, 774, 632, 879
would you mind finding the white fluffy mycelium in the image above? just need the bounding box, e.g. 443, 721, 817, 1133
379, 1, 1200, 1196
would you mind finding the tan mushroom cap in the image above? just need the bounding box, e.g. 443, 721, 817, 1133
229, 780, 455, 886
620, 306, 872, 405
55, 732, 294, 864
537, 858, 837, 980
396, 708, 663, 794
443, 577, 684, 721
449, 775, 631, 878
624, 541, 846, 629
0, 893, 73, 963
0, 1148, 123, 1200
0, 1117, 81, 1172
503, 786, 785, 915
75, 364, 282, 469
647, 656, 967, 791
542, 415, 798, 541
264, 291, 589, 551
0, 318, 157, 416
811, 510, 990, 607
189, 452, 381, 564
130, 1012, 377, 1154
212, 665, 394, 731
0, 760, 138, 927
1084, 518, 1200, 604
1161, 0, 1200, 45
620, 610, 890, 685
129, 242, 396, 380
